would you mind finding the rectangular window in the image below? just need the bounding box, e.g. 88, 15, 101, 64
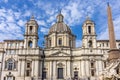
57, 68, 63, 79
43, 71, 46, 79
104, 62, 106, 68
8, 63, 13, 70
106, 43, 108, 47
69, 40, 72, 47
11, 50, 15, 54
91, 70, 95, 76
4, 77, 6, 80
99, 44, 101, 47
26, 70, 30, 76
103, 43, 104, 47
27, 63, 30, 68
91, 62, 94, 68
74, 71, 78, 79
7, 76, 12, 80
49, 40, 51, 47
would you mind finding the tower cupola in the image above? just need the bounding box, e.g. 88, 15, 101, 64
24, 15, 39, 48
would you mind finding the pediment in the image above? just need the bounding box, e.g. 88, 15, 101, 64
49, 51, 70, 56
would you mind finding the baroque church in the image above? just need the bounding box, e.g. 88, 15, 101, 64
0, 3, 120, 80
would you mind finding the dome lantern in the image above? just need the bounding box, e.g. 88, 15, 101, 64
57, 13, 64, 22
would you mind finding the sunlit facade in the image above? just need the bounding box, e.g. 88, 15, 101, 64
0, 5, 120, 80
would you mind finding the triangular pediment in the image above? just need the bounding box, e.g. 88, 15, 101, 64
49, 51, 70, 56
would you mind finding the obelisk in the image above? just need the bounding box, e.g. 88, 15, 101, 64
107, 3, 120, 61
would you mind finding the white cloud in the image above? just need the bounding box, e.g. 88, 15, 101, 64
114, 16, 120, 39
47, 15, 56, 23
61, 0, 95, 26
0, 8, 24, 41
23, 10, 31, 17
17, 20, 25, 27
37, 20, 46, 26
4, 0, 8, 3
76, 40, 82, 47
40, 27, 49, 34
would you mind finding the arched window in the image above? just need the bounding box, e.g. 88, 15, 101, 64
58, 38, 62, 46
5, 59, 16, 70
88, 26, 91, 34
30, 26, 33, 33
28, 41, 32, 48
88, 40, 92, 47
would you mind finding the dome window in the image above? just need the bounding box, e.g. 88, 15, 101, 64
58, 38, 62, 46
49, 39, 51, 47
69, 40, 72, 47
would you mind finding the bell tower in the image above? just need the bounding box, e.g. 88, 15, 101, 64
24, 15, 39, 48
82, 17, 97, 48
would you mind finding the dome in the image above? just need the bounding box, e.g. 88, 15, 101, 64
49, 13, 72, 34
49, 22, 71, 34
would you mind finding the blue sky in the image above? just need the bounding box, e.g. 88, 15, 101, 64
0, 0, 120, 47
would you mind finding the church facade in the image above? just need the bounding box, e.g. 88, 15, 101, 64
0, 4, 120, 80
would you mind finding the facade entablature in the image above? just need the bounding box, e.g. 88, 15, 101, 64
4, 40, 24, 49
97, 40, 120, 49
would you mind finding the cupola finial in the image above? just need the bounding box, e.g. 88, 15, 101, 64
57, 9, 64, 22
30, 14, 35, 20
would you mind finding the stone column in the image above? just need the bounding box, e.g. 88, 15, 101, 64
81, 60, 85, 77
34, 60, 39, 77
67, 61, 71, 78
98, 60, 103, 75
31, 60, 35, 76
39, 61, 42, 79
53, 61, 57, 79
21, 60, 25, 76
49, 61, 53, 80
18, 60, 21, 76
79, 60, 81, 77
85, 60, 90, 77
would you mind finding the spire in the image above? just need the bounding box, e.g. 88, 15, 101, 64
57, 10, 64, 22
107, 3, 116, 49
